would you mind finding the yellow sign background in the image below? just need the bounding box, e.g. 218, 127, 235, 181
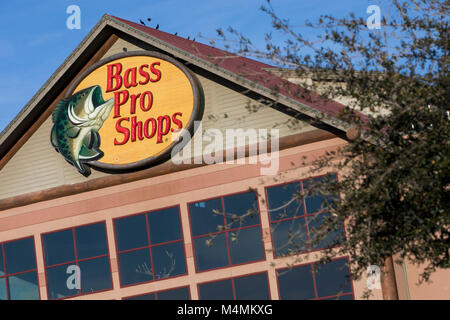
73, 55, 195, 165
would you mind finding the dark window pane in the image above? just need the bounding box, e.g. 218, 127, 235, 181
304, 194, 326, 214
79, 257, 112, 294
307, 213, 344, 250
118, 248, 153, 286
157, 286, 190, 300
148, 207, 182, 244
189, 198, 224, 236
8, 271, 39, 300
277, 264, 315, 300
152, 242, 186, 280
75, 223, 108, 260
224, 191, 260, 229
114, 214, 148, 252
228, 227, 264, 265
193, 233, 228, 271
303, 175, 337, 214
266, 182, 303, 221
314, 258, 352, 298
234, 273, 270, 300
42, 230, 75, 266
4, 238, 36, 274
46, 263, 78, 299
272, 218, 308, 257
303, 177, 324, 214
124, 293, 156, 300
0, 244, 4, 276
0, 277, 7, 300
199, 279, 233, 300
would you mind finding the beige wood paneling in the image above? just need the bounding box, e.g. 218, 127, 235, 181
0, 38, 315, 201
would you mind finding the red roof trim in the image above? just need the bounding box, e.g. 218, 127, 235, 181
107, 15, 365, 124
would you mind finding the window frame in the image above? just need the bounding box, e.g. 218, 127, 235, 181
276, 256, 355, 300
264, 173, 346, 258
122, 285, 191, 300
0, 235, 40, 300
187, 190, 266, 273
113, 204, 188, 288
197, 271, 271, 300
41, 221, 113, 300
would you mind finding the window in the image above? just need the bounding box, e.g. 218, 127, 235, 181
42, 222, 112, 299
198, 272, 270, 300
188, 191, 264, 272
266, 174, 344, 257
277, 257, 354, 300
0, 237, 39, 300
114, 206, 187, 287
123, 286, 191, 300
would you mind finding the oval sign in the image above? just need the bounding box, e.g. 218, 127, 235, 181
51, 51, 203, 176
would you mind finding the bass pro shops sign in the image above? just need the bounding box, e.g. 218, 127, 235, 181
51, 52, 203, 177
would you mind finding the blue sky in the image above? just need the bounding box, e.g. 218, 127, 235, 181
0, 0, 381, 133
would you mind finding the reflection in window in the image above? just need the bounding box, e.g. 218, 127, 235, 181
199, 278, 233, 300
266, 181, 302, 221
314, 258, 353, 298
277, 257, 354, 300
266, 174, 344, 257
276, 263, 315, 300
189, 191, 264, 272
198, 272, 270, 300
42, 222, 112, 299
123, 286, 190, 300
233, 272, 271, 300
114, 206, 187, 287
0, 237, 39, 300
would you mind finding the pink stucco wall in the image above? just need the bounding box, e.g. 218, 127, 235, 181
4, 137, 439, 300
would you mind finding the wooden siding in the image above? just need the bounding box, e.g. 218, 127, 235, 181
0, 38, 315, 201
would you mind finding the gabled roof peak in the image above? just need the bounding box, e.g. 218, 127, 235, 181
0, 14, 359, 164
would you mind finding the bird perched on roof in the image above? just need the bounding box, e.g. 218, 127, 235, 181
139, 19, 145, 25
174, 32, 178, 36
147, 18, 151, 22
156, 24, 159, 30
187, 36, 190, 40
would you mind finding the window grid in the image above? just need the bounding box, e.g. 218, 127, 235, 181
123, 285, 191, 300
197, 271, 271, 300
42, 222, 113, 299
0, 243, 8, 300
114, 205, 188, 288
4, 178, 355, 300
266, 174, 343, 257
188, 191, 265, 273
43, 227, 111, 269
221, 196, 232, 267
276, 257, 354, 300
230, 275, 236, 300
0, 237, 40, 300
311, 260, 319, 298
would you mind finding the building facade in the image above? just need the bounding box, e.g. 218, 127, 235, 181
0, 15, 448, 300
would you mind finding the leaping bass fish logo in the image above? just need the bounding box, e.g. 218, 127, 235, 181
51, 85, 114, 177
